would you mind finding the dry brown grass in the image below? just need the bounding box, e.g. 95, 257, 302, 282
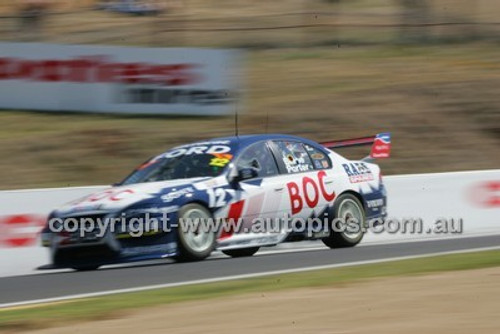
1, 0, 498, 47
0, 0, 94, 14
0, 0, 498, 189
30, 267, 500, 334
0, 44, 499, 189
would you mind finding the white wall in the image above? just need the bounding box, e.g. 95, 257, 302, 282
0, 170, 499, 277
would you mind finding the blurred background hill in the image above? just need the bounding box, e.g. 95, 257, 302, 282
0, 0, 498, 189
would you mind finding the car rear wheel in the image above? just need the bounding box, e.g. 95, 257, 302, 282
175, 203, 216, 262
222, 247, 260, 258
322, 193, 365, 248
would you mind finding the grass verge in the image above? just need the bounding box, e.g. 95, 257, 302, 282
2, 249, 500, 331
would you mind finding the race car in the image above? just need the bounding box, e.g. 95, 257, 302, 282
41, 133, 390, 270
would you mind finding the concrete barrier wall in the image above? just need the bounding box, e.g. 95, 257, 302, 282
0, 186, 106, 276
0, 170, 498, 277
364, 169, 500, 243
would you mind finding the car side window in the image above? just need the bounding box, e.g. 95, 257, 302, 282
273, 141, 314, 174
304, 144, 332, 170
236, 142, 279, 178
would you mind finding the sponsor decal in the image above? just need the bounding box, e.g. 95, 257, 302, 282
209, 153, 233, 167
366, 199, 384, 209
342, 162, 374, 183
304, 144, 330, 169
313, 160, 323, 169
276, 141, 312, 174
159, 145, 231, 159
310, 153, 325, 160
0, 214, 46, 247
121, 88, 233, 105
286, 171, 336, 215
161, 187, 195, 202
197, 178, 223, 189
469, 181, 500, 208
0, 45, 239, 116
73, 188, 136, 205
0, 56, 201, 86
370, 133, 391, 159
283, 155, 310, 173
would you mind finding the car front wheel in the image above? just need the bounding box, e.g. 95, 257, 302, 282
175, 203, 216, 262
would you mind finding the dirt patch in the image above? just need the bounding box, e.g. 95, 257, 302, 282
26, 266, 500, 334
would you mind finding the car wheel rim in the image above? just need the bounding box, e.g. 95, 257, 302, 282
181, 208, 214, 253
338, 198, 364, 239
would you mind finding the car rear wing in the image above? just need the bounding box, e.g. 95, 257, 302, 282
320, 133, 391, 161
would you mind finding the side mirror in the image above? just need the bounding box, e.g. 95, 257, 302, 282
237, 167, 258, 181
228, 165, 258, 184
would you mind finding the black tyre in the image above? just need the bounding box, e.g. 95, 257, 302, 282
174, 203, 216, 262
322, 193, 365, 248
222, 247, 260, 258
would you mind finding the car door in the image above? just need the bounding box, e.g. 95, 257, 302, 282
269, 140, 337, 223
232, 141, 289, 229
217, 140, 289, 243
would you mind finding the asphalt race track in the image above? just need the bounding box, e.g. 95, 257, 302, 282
1, 234, 500, 307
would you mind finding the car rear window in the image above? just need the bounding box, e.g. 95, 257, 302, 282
304, 144, 332, 170
273, 141, 314, 174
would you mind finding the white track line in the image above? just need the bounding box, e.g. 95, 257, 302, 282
2, 245, 500, 309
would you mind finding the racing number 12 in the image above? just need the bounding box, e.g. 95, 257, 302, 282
207, 188, 227, 208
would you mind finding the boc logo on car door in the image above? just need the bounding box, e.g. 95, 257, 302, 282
271, 141, 337, 220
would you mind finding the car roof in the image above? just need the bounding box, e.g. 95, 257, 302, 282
157, 134, 331, 158
201, 134, 328, 152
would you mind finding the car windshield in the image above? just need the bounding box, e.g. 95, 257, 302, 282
120, 153, 231, 185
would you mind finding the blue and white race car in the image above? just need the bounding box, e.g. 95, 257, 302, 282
41, 133, 391, 270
